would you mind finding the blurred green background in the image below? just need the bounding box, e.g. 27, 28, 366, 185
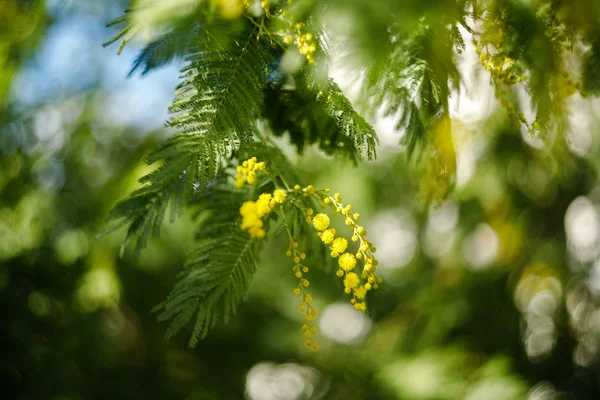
3, 0, 600, 399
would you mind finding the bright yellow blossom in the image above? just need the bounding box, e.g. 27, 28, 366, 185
338, 253, 357, 271
240, 201, 257, 216
319, 228, 336, 244
239, 190, 277, 238
331, 237, 348, 254
273, 189, 287, 203
312, 213, 330, 231
256, 193, 273, 216
240, 201, 265, 237
354, 286, 367, 299
344, 272, 360, 290
235, 157, 267, 188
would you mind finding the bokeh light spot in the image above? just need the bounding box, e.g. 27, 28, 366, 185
319, 303, 372, 344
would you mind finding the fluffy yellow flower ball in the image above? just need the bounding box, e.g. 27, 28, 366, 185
319, 228, 336, 244
273, 189, 287, 203
239, 201, 257, 217
354, 286, 367, 299
343, 272, 360, 290
338, 253, 357, 271
256, 193, 273, 217
330, 237, 348, 254
312, 213, 330, 231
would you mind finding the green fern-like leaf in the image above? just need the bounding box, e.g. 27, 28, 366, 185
153, 181, 262, 347
103, 2, 201, 57
104, 23, 273, 256
157, 230, 261, 347
364, 21, 458, 157
168, 27, 271, 142
103, 13, 133, 53
264, 72, 378, 162
129, 22, 200, 76
311, 75, 379, 161
102, 144, 202, 258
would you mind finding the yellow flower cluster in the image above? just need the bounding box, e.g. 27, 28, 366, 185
312, 213, 330, 231
235, 157, 266, 188
273, 189, 287, 203
287, 241, 318, 351
476, 47, 525, 86
309, 188, 381, 311
473, 41, 541, 132
330, 237, 348, 257
234, 161, 381, 344
240, 189, 287, 238
281, 22, 317, 64
319, 228, 335, 244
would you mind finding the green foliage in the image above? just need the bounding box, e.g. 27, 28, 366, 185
102, 0, 600, 346
7, 1, 600, 398
128, 20, 200, 76
104, 6, 379, 269
583, 36, 600, 95
154, 178, 262, 347
168, 26, 271, 141
103, 13, 135, 54
103, 139, 202, 258
363, 22, 459, 156
104, 23, 273, 257
264, 71, 378, 162
151, 139, 330, 347
102, 0, 202, 57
